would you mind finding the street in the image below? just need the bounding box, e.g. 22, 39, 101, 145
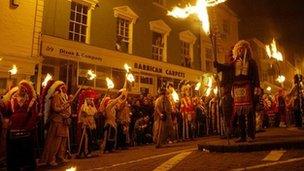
47, 137, 304, 171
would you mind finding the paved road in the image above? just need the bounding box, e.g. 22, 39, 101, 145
43, 137, 304, 171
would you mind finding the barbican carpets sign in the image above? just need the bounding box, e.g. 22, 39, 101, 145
43, 44, 103, 62
134, 62, 186, 78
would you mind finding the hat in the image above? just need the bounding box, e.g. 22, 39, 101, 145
41, 80, 65, 122
77, 88, 98, 114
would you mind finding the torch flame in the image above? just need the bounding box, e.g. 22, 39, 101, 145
172, 89, 179, 103
213, 86, 218, 95
87, 70, 96, 80
124, 64, 131, 73
106, 77, 114, 89
265, 39, 283, 61
205, 77, 213, 96
42, 73, 53, 87
276, 75, 286, 83
66, 166, 76, 171
195, 82, 202, 91
8, 65, 17, 75
266, 86, 272, 92
168, 0, 226, 35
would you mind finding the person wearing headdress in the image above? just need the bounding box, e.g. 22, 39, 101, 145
116, 99, 131, 149
229, 40, 260, 142
41, 81, 72, 166
180, 83, 194, 140
153, 83, 173, 148
102, 89, 127, 153
76, 88, 98, 158
4, 80, 38, 170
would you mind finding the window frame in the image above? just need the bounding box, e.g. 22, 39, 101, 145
179, 30, 196, 68
113, 6, 138, 54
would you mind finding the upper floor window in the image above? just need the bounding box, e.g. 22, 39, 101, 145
221, 19, 230, 40
181, 41, 191, 68
69, 1, 88, 43
179, 30, 196, 68
116, 18, 130, 53
152, 32, 164, 61
149, 20, 171, 62
205, 48, 214, 72
113, 6, 138, 54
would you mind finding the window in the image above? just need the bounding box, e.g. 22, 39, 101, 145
116, 18, 130, 53
69, 1, 89, 43
205, 48, 214, 72
149, 20, 171, 62
221, 19, 230, 40
140, 76, 153, 85
152, 32, 164, 61
179, 30, 196, 68
113, 6, 138, 54
181, 41, 191, 68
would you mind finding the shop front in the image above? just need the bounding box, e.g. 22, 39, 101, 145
40, 35, 204, 95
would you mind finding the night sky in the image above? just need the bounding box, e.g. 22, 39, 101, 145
226, 0, 304, 55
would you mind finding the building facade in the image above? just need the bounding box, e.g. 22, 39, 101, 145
0, 0, 44, 93
249, 38, 296, 92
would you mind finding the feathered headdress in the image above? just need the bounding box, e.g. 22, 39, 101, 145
77, 88, 98, 117
40, 80, 64, 123
232, 40, 253, 60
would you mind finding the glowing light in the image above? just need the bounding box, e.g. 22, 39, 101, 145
0, 57, 3, 61
266, 86, 272, 92
172, 89, 179, 102
124, 64, 131, 73
106, 77, 114, 89
66, 167, 76, 171
124, 64, 135, 83
276, 75, 286, 83
195, 82, 202, 91
213, 86, 218, 95
8, 65, 17, 75
168, 0, 226, 35
206, 77, 213, 96
265, 39, 283, 61
87, 70, 96, 80
42, 73, 53, 87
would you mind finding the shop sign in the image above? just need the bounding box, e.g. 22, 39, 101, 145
43, 44, 103, 62
134, 62, 186, 78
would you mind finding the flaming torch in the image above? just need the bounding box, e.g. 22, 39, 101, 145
72, 69, 97, 102
195, 82, 202, 91
42, 73, 53, 87
171, 89, 180, 103
124, 64, 135, 89
106, 77, 114, 90
8, 65, 17, 76
66, 166, 76, 171
266, 39, 283, 62
205, 77, 213, 97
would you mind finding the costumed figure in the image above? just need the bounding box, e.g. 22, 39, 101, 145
3, 80, 38, 170
255, 88, 265, 132
102, 89, 127, 153
230, 40, 260, 142
76, 88, 98, 158
275, 89, 286, 127
41, 81, 71, 166
209, 94, 220, 134
288, 74, 304, 127
167, 83, 179, 141
153, 83, 173, 148
116, 100, 131, 149
214, 48, 234, 137
0, 95, 8, 164
180, 83, 194, 140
